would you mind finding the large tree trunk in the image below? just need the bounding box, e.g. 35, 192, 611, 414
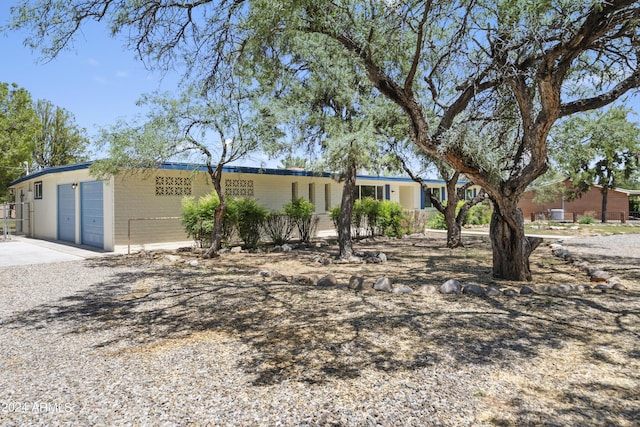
443, 199, 462, 249
204, 164, 225, 258
489, 200, 542, 281
337, 157, 357, 260
601, 186, 608, 223
206, 199, 226, 257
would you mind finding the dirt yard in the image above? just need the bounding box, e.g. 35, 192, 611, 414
120, 232, 639, 425
1, 232, 638, 425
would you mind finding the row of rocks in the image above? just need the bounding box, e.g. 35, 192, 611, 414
214, 241, 331, 255
438, 279, 534, 297
308, 251, 389, 265
258, 271, 414, 294
258, 268, 627, 299
549, 243, 626, 291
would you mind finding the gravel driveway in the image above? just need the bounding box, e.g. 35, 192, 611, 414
1, 235, 638, 426
562, 233, 640, 260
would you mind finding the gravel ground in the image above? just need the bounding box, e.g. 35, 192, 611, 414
562, 233, 640, 260
1, 235, 638, 426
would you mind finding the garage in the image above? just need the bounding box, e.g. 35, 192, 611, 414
80, 181, 104, 249
57, 183, 76, 243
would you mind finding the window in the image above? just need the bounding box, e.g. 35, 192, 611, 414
291, 182, 298, 200
423, 189, 433, 208
423, 186, 443, 207
155, 176, 192, 196
324, 183, 331, 211
34, 181, 43, 199
225, 179, 254, 197
466, 189, 474, 200
356, 185, 384, 200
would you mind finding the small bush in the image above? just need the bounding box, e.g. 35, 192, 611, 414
284, 197, 318, 243
218, 199, 239, 247
578, 215, 595, 224
231, 198, 268, 249
330, 206, 341, 230
360, 197, 380, 237
351, 199, 366, 238
181, 193, 219, 248
464, 202, 493, 226
264, 212, 294, 245
428, 212, 447, 230
378, 200, 407, 237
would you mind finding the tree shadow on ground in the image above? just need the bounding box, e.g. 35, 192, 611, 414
1, 236, 638, 424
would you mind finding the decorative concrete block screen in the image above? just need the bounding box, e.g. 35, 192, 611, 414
155, 176, 192, 196
225, 179, 254, 197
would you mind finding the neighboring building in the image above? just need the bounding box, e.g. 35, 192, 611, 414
519, 179, 637, 221
7, 162, 482, 251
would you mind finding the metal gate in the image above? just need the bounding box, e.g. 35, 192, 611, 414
2, 202, 30, 239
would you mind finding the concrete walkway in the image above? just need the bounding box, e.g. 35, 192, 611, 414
0, 236, 106, 267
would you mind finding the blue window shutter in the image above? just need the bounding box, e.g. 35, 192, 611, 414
420, 188, 425, 209
385, 184, 390, 200
441, 187, 446, 201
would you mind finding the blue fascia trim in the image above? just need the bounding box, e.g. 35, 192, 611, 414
8, 162, 94, 186
158, 162, 334, 178
9, 160, 469, 187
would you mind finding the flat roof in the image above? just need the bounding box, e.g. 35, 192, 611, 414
9, 161, 462, 187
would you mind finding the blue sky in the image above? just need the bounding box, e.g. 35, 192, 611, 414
0, 3, 178, 140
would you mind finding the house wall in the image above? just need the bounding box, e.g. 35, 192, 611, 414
113, 168, 353, 246
519, 182, 629, 220
9, 169, 114, 250
12, 163, 486, 251
112, 169, 428, 246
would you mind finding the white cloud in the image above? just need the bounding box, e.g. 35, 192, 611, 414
87, 58, 100, 67
116, 71, 128, 78
93, 75, 107, 84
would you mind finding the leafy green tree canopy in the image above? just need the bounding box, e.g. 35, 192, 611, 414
0, 82, 38, 201
550, 105, 640, 221
552, 106, 640, 195
33, 99, 89, 170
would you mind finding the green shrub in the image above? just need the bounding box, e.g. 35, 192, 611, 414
181, 193, 219, 248
428, 212, 447, 230
330, 206, 341, 230
231, 198, 268, 249
358, 197, 380, 236
464, 202, 493, 225
578, 215, 595, 224
284, 197, 318, 243
378, 200, 407, 237
219, 199, 239, 247
331, 204, 357, 237
263, 212, 294, 246
351, 199, 366, 238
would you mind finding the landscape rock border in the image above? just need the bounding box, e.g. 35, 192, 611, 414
549, 243, 627, 291
155, 237, 629, 299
